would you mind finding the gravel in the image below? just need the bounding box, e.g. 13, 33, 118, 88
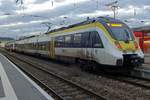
7, 52, 150, 100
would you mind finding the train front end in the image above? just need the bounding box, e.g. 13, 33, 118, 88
99, 17, 144, 67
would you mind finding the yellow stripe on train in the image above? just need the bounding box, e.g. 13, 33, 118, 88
48, 22, 136, 52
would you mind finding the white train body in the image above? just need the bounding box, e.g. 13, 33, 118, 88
6, 17, 144, 68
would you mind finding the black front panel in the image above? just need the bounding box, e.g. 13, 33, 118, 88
123, 54, 143, 67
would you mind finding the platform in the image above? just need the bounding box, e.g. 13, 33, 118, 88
0, 53, 53, 100
144, 55, 150, 64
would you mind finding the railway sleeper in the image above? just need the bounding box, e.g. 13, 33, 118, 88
61, 87, 77, 92
60, 85, 71, 89
74, 94, 93, 99
66, 90, 85, 96
54, 89, 65, 94
61, 96, 72, 100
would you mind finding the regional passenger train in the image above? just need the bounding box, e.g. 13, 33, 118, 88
6, 17, 144, 70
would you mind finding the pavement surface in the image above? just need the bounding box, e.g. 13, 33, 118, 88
0, 78, 5, 98
0, 53, 53, 100
145, 55, 150, 64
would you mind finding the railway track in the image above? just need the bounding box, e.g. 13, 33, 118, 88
18, 54, 150, 91
2, 51, 106, 100
22, 54, 150, 90
1, 49, 150, 100
103, 73, 150, 90
127, 76, 150, 89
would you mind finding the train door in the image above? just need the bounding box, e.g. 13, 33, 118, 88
85, 32, 94, 60
81, 32, 94, 60
86, 31, 104, 62
49, 37, 55, 59
92, 31, 104, 64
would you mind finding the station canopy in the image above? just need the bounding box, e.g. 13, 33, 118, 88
132, 25, 150, 33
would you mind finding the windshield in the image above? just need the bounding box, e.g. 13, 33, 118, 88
107, 24, 134, 41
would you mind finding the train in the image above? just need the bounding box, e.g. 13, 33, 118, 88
5, 17, 144, 71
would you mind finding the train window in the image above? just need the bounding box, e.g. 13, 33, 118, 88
74, 33, 82, 47
65, 35, 71, 43
39, 43, 41, 50
34, 43, 37, 50
91, 31, 103, 48
45, 42, 49, 51
44, 42, 49, 50
40, 43, 42, 49
32, 43, 34, 49
29, 43, 32, 49
81, 32, 90, 47
35, 43, 39, 49
55, 36, 64, 47
107, 24, 134, 41
64, 35, 72, 47
42, 42, 46, 50
40, 42, 45, 50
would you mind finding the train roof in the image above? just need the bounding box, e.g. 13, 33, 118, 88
132, 25, 150, 33
17, 35, 39, 41
45, 16, 122, 34
16, 16, 122, 41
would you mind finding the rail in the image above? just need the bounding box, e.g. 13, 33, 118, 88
2, 50, 106, 100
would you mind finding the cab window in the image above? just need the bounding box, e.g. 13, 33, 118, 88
90, 31, 103, 48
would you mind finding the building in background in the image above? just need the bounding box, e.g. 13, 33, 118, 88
133, 25, 150, 54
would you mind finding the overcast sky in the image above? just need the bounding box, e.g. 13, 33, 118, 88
0, 0, 150, 38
